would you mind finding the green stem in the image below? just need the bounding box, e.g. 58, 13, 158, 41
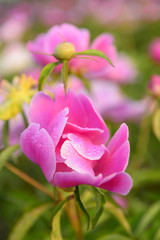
61, 60, 69, 93
21, 109, 28, 128
2, 120, 9, 146
5, 162, 54, 200
131, 97, 156, 170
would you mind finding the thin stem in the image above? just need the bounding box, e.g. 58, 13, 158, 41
2, 120, 9, 146
5, 162, 54, 200
21, 109, 28, 128
131, 97, 157, 169
61, 60, 69, 93
58, 189, 83, 240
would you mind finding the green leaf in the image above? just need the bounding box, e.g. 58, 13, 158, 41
8, 203, 52, 240
153, 109, 160, 140
77, 74, 91, 92
0, 144, 20, 171
154, 228, 160, 240
61, 60, 69, 92
105, 201, 133, 236
135, 201, 160, 236
92, 187, 105, 229
75, 49, 114, 67
51, 195, 73, 240
2, 120, 9, 146
51, 210, 62, 240
133, 169, 160, 188
98, 234, 133, 240
74, 186, 90, 230
52, 196, 70, 218
38, 62, 61, 91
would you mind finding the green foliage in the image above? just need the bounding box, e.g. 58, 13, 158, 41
91, 187, 105, 229
8, 203, 53, 240
0, 144, 20, 171
153, 109, 160, 140
74, 186, 90, 230
135, 201, 160, 236
75, 49, 114, 67
38, 62, 61, 91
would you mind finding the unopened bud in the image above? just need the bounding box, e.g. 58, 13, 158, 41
54, 41, 76, 61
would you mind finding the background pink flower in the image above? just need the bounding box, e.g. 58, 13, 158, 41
149, 38, 160, 63
28, 23, 116, 76
20, 85, 132, 195
148, 74, 160, 97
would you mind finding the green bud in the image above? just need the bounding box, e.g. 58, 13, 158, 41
54, 41, 76, 61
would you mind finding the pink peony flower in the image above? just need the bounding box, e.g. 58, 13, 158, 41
148, 74, 160, 97
105, 54, 137, 84
27, 23, 116, 77
20, 85, 132, 195
90, 81, 149, 123
149, 38, 160, 63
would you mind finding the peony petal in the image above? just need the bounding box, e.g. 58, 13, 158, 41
78, 93, 110, 144
65, 122, 104, 144
54, 171, 102, 188
86, 33, 117, 75
94, 141, 130, 177
99, 172, 133, 195
48, 108, 69, 147
107, 123, 128, 155
20, 123, 56, 182
27, 33, 55, 65
46, 23, 90, 54
61, 140, 94, 175
54, 84, 88, 127
29, 92, 55, 128
68, 133, 105, 160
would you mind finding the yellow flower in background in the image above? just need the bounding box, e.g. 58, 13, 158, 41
0, 74, 37, 120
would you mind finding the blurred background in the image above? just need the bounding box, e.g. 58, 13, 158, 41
0, 0, 160, 240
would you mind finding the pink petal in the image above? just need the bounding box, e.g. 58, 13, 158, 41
68, 133, 105, 160
61, 140, 94, 175
65, 122, 104, 144
54, 171, 102, 188
46, 23, 90, 54
54, 84, 88, 127
27, 34, 55, 65
20, 123, 56, 182
94, 141, 130, 177
86, 33, 117, 75
99, 172, 133, 195
107, 123, 128, 155
48, 108, 69, 147
78, 93, 110, 144
29, 92, 55, 128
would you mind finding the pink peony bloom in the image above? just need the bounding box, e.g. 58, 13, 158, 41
0, 3, 31, 42
20, 85, 132, 195
90, 81, 149, 123
148, 74, 160, 97
149, 38, 160, 63
27, 23, 116, 76
105, 54, 137, 84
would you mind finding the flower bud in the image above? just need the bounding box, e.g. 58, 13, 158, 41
54, 41, 76, 61
148, 74, 160, 98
